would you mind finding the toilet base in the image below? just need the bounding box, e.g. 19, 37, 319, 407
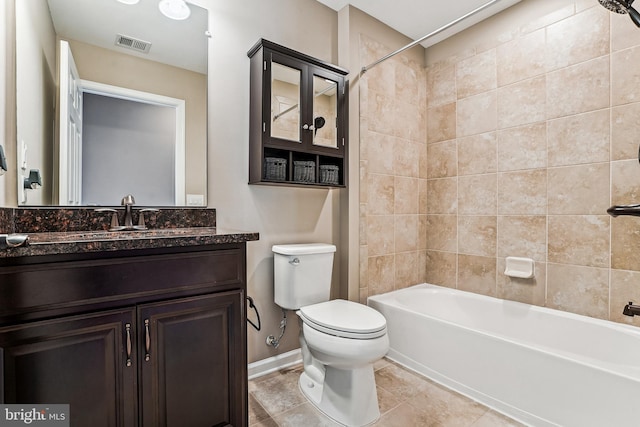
299, 365, 380, 427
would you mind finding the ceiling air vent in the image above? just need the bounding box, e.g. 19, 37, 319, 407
115, 34, 152, 53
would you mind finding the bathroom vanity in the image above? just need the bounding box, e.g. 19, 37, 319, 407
0, 207, 258, 427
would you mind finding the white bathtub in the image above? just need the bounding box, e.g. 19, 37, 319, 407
367, 283, 640, 427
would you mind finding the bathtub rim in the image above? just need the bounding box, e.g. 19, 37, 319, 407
367, 283, 640, 382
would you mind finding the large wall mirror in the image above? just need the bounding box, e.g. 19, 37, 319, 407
15, 0, 208, 206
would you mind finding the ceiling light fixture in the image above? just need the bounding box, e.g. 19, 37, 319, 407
116, 0, 140, 4
159, 0, 191, 20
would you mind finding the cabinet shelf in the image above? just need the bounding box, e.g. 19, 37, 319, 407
248, 39, 348, 188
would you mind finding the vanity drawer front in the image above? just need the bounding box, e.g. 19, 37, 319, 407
0, 246, 246, 324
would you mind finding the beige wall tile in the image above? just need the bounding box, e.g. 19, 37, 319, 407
610, 269, 640, 326
458, 215, 496, 257
368, 255, 396, 296
456, 49, 496, 99
425, 250, 457, 288
548, 215, 610, 268
497, 169, 547, 215
457, 91, 497, 137
497, 28, 545, 87
457, 254, 497, 297
457, 132, 497, 176
427, 140, 457, 178
394, 139, 421, 178
418, 215, 428, 250
426, 215, 457, 252
547, 110, 610, 166
396, 61, 425, 107
419, 179, 428, 215
547, 163, 610, 214
395, 215, 418, 253
395, 176, 419, 214
367, 215, 395, 257
497, 123, 547, 171
497, 215, 547, 262
611, 218, 640, 271
545, 6, 609, 72
497, 76, 546, 129
367, 131, 395, 174
367, 90, 397, 135
427, 178, 458, 214
497, 259, 546, 306
458, 174, 497, 215
427, 63, 456, 108
612, 46, 640, 107
368, 173, 395, 215
547, 57, 610, 119
427, 103, 456, 143
522, 4, 574, 34
612, 102, 640, 161
546, 263, 609, 319
611, 159, 640, 204
395, 251, 420, 289
396, 98, 426, 142
611, 12, 640, 52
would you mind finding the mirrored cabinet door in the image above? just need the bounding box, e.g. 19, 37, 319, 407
270, 62, 302, 143
312, 74, 338, 149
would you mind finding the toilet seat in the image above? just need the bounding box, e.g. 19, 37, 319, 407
298, 299, 387, 339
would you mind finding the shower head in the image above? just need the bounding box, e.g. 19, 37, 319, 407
599, 0, 640, 27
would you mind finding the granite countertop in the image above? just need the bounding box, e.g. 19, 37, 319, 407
0, 207, 258, 259
1, 227, 259, 258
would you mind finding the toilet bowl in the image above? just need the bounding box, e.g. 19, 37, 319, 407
272, 244, 389, 427
296, 299, 389, 426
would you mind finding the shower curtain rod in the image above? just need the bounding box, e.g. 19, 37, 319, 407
361, 0, 502, 74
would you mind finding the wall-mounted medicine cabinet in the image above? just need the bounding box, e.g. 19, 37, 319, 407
247, 39, 348, 188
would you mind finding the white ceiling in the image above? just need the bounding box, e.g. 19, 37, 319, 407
46, 0, 208, 74
316, 0, 522, 48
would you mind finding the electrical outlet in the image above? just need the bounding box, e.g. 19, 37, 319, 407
186, 194, 205, 206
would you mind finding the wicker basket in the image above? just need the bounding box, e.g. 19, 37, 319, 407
264, 157, 287, 181
293, 160, 315, 183
320, 165, 340, 185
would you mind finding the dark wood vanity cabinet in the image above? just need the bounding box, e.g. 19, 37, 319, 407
248, 39, 349, 188
0, 243, 248, 427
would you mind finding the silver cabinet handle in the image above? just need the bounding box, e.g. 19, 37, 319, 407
302, 124, 309, 130
144, 319, 151, 362
125, 323, 132, 367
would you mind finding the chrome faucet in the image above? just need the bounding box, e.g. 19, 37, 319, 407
121, 194, 136, 229
95, 194, 159, 231
623, 301, 640, 317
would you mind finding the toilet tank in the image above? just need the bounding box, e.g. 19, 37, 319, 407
272, 243, 336, 310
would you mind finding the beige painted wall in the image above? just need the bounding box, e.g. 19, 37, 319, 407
1, 0, 17, 207
206, 0, 342, 363
15, 0, 56, 205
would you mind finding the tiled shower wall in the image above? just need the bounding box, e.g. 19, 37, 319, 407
359, 35, 428, 301
361, 1, 640, 328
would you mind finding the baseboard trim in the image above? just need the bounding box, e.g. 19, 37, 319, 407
247, 349, 303, 380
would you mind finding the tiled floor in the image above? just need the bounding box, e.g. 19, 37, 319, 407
248, 358, 526, 427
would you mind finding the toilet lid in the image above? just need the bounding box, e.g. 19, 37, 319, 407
298, 299, 387, 339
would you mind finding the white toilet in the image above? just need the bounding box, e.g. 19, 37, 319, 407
272, 243, 389, 427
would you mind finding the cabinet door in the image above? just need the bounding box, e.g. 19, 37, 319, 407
139, 291, 246, 427
0, 309, 138, 427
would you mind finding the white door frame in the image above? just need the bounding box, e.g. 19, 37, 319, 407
80, 80, 186, 205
